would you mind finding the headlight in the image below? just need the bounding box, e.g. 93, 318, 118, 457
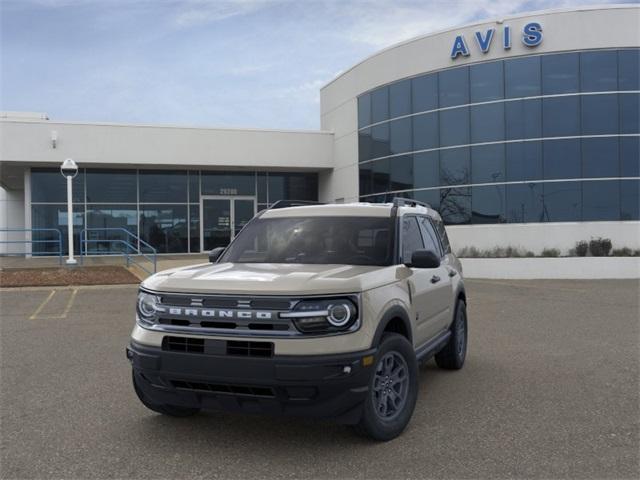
281, 297, 358, 334
137, 291, 159, 325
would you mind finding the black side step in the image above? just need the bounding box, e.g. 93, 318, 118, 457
415, 330, 451, 362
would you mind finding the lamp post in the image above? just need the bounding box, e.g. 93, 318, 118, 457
60, 158, 78, 265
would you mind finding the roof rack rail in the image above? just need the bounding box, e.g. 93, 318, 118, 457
269, 200, 325, 210
391, 197, 431, 209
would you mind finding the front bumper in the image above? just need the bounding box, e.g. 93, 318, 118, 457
127, 341, 376, 424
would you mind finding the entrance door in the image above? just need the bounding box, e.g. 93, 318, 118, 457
201, 196, 255, 251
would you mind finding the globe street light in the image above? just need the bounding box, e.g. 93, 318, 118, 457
60, 158, 78, 265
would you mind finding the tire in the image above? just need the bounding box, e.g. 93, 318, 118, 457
435, 300, 467, 370
354, 333, 418, 441
132, 371, 200, 417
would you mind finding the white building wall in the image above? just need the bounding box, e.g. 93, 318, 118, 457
447, 221, 640, 256
0, 186, 26, 254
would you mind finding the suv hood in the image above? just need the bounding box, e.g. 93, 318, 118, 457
142, 262, 399, 295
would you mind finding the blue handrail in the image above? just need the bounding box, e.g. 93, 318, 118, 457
0, 228, 63, 264
79, 228, 157, 275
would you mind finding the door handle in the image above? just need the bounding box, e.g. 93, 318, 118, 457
448, 268, 457, 277
430, 275, 441, 284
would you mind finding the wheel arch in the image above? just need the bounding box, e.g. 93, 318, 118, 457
371, 305, 413, 348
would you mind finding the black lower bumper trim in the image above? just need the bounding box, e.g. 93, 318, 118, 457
128, 341, 376, 424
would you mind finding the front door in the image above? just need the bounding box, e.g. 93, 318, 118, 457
201, 196, 255, 252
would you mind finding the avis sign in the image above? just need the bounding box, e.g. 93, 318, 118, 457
450, 22, 543, 59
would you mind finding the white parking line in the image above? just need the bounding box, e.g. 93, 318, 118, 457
29, 289, 78, 320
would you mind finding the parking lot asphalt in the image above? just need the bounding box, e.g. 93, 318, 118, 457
1, 279, 639, 479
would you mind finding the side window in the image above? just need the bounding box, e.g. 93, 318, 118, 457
418, 217, 442, 257
402, 216, 424, 263
433, 218, 452, 254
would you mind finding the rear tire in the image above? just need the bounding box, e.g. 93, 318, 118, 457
435, 300, 467, 370
132, 371, 200, 417
354, 333, 418, 441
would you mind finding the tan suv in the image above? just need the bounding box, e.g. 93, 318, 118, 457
127, 198, 467, 440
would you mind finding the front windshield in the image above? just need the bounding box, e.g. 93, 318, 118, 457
220, 216, 393, 266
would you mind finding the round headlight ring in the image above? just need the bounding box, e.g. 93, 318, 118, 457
327, 303, 353, 327
137, 292, 158, 319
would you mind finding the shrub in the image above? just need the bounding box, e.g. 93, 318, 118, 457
540, 248, 560, 257
611, 247, 640, 257
574, 241, 589, 257
589, 237, 612, 257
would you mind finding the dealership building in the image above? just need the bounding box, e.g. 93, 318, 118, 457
1, 5, 638, 257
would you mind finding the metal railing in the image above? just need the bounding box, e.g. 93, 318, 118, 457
0, 228, 63, 264
79, 228, 157, 275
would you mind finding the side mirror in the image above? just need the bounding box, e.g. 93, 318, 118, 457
406, 249, 440, 269
208, 247, 226, 263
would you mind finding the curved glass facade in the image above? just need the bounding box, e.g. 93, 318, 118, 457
358, 49, 640, 224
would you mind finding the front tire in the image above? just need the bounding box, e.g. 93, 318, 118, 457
132, 371, 200, 417
354, 333, 418, 441
435, 300, 467, 370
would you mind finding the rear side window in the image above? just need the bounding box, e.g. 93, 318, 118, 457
418, 217, 442, 257
433, 218, 452, 254
401, 217, 424, 263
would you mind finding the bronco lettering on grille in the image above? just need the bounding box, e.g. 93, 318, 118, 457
158, 307, 273, 320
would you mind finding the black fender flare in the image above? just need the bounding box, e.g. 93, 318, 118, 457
371, 305, 413, 348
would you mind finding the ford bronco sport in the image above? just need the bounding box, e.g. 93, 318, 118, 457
127, 198, 467, 441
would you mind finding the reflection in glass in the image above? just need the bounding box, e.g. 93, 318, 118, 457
506, 142, 543, 182
411, 74, 438, 113
618, 49, 640, 91
581, 51, 618, 92
412, 112, 439, 151
371, 87, 389, 123
620, 93, 639, 134
543, 182, 581, 222
542, 96, 580, 137
413, 152, 439, 189
86, 169, 136, 203
359, 128, 373, 162
86, 205, 138, 253
268, 173, 318, 203
470, 60, 504, 102
139, 170, 187, 203
389, 117, 412, 155
358, 94, 371, 128
621, 137, 640, 177
202, 172, 255, 196
440, 148, 470, 186
471, 144, 505, 184
389, 79, 411, 118
189, 205, 200, 253
413, 189, 441, 211
582, 138, 619, 178
372, 159, 390, 194
390, 155, 413, 192
371, 123, 390, 158
439, 67, 469, 108
440, 187, 471, 224
583, 180, 620, 221
505, 99, 542, 140
581, 94, 619, 135
189, 171, 200, 203
506, 183, 543, 223
140, 205, 189, 253
439, 107, 469, 147
541, 53, 579, 94
471, 185, 505, 224
31, 204, 84, 255
470, 103, 504, 143
620, 180, 639, 220
505, 56, 541, 98
359, 162, 373, 196
544, 139, 580, 180
32, 168, 85, 203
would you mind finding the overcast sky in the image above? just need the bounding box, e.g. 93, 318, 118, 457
1, 0, 635, 130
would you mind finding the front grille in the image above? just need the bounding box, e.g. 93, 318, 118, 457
159, 295, 292, 310
162, 336, 204, 353
227, 340, 274, 357
162, 336, 274, 358
171, 380, 275, 398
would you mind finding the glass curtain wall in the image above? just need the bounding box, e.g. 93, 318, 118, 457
358, 48, 640, 224
31, 169, 318, 254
